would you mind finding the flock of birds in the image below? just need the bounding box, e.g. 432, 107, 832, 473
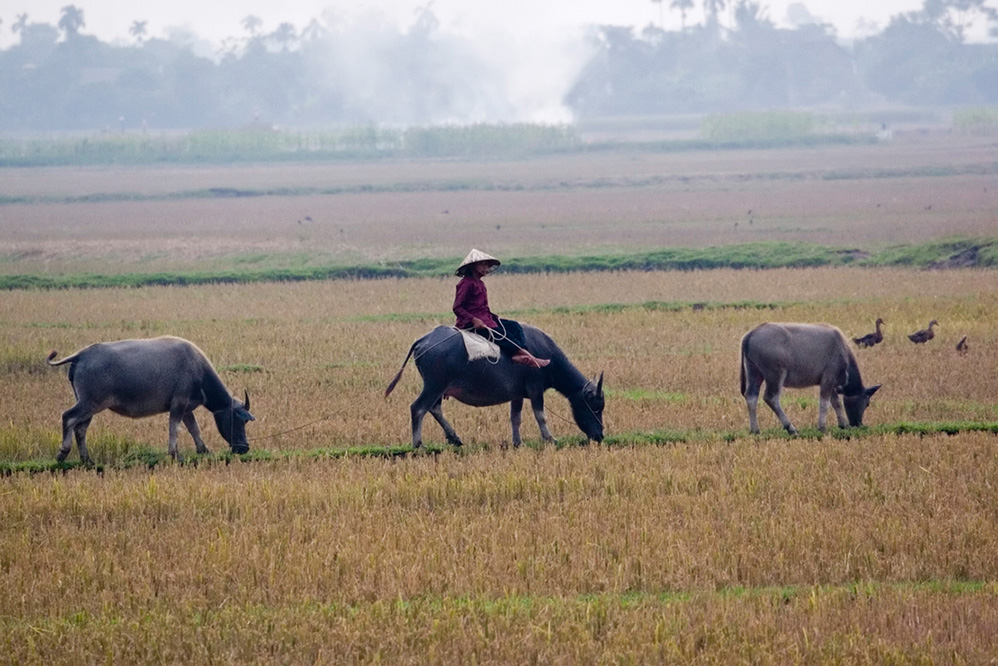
852, 317, 968, 353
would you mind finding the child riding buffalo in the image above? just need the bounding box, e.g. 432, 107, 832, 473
453, 249, 550, 368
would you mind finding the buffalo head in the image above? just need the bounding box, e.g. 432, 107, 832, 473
213, 390, 255, 454
840, 384, 881, 427
571, 372, 605, 442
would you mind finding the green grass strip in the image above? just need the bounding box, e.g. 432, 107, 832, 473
4, 420, 995, 476
5, 579, 993, 638
2, 238, 996, 291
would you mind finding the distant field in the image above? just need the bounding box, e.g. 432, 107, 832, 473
1, 133, 996, 275
3, 135, 998, 663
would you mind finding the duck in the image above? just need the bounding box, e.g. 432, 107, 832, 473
908, 320, 938, 344
853, 318, 884, 348
956, 335, 968, 354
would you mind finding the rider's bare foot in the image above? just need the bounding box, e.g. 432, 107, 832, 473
512, 352, 550, 368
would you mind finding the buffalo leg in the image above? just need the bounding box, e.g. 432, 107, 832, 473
763, 372, 797, 435
742, 363, 764, 434
817, 391, 830, 431
58, 403, 93, 463
410, 401, 427, 449
427, 397, 463, 447
182, 411, 210, 454
510, 398, 524, 447
829, 392, 849, 428
73, 416, 93, 465
529, 395, 556, 443
168, 410, 184, 460
410, 385, 445, 448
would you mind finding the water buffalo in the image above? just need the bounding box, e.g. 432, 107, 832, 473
385, 325, 604, 448
740, 322, 880, 435
47, 336, 255, 463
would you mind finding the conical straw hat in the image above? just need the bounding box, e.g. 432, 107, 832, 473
455, 249, 500, 276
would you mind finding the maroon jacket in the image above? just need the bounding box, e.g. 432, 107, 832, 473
453, 275, 498, 329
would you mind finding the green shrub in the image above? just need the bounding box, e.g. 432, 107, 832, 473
701, 112, 816, 142
953, 107, 998, 136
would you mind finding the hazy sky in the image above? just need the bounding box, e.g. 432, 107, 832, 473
3, 0, 934, 48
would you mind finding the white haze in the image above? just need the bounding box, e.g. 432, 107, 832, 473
0, 0, 963, 124
306, 8, 592, 124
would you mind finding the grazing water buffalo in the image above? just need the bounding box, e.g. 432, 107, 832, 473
47, 336, 255, 463
740, 322, 880, 435
385, 325, 604, 448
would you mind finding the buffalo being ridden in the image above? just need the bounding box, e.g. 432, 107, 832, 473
740, 322, 881, 435
47, 336, 255, 464
385, 325, 605, 448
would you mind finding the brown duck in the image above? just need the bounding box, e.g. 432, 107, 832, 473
956, 335, 968, 354
908, 320, 937, 344
853, 318, 884, 348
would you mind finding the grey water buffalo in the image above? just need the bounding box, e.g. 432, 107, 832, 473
47, 336, 254, 463
740, 322, 880, 435
385, 325, 604, 448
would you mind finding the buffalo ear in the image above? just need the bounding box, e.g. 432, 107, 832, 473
596, 372, 604, 396
237, 408, 255, 422
866, 384, 881, 398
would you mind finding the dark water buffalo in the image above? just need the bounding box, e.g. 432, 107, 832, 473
740, 322, 880, 435
385, 325, 604, 448
47, 336, 254, 463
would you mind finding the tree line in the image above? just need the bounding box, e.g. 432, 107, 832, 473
569, 0, 998, 116
1, 0, 996, 132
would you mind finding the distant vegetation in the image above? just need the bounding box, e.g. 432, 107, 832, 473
953, 106, 998, 135
0, 124, 589, 166
1, 0, 996, 132
699, 112, 817, 142
2, 239, 995, 291
0, 115, 879, 167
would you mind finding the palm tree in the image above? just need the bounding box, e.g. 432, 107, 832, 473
301, 18, 328, 44
411, 3, 439, 36
703, 0, 726, 31
733, 0, 771, 32
270, 22, 298, 51
12, 13, 28, 34
671, 0, 695, 30
651, 0, 664, 29
58, 4, 85, 40
129, 20, 147, 44
242, 15, 263, 37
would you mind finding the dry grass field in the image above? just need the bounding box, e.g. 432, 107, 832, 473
3, 268, 998, 663
2, 135, 998, 663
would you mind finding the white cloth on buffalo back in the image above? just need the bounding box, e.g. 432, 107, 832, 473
457, 328, 501, 362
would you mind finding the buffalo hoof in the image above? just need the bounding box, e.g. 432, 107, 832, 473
447, 437, 463, 447
56, 451, 69, 463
